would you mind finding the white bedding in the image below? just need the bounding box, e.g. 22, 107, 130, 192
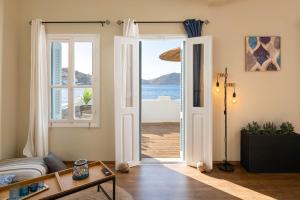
0, 157, 48, 182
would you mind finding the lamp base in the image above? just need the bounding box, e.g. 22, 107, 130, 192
217, 160, 234, 172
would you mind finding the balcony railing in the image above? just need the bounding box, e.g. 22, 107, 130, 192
142, 96, 180, 123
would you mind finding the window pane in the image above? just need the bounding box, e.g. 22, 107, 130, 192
74, 88, 93, 120
74, 42, 93, 85
122, 44, 133, 107
51, 88, 68, 120
51, 42, 68, 85
193, 44, 204, 107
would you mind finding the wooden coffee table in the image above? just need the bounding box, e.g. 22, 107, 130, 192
0, 161, 115, 200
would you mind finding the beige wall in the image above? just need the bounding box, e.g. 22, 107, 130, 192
0, 0, 19, 159
0, 0, 3, 159
15, 0, 300, 161
208, 0, 300, 160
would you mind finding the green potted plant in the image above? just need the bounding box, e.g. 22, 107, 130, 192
241, 121, 261, 135
80, 89, 92, 115
241, 121, 300, 172
280, 122, 294, 134
262, 122, 277, 134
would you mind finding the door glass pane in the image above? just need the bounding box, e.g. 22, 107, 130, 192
74, 88, 93, 120
51, 42, 68, 85
193, 44, 204, 107
74, 42, 93, 85
51, 88, 68, 120
122, 44, 133, 107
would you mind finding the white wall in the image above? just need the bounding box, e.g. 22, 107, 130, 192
14, 0, 300, 161
142, 96, 180, 123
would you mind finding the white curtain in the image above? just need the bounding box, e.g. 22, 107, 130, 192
123, 19, 139, 37
23, 19, 48, 157
122, 19, 139, 107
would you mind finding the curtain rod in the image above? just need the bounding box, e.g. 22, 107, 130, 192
29, 20, 110, 26
116, 19, 210, 25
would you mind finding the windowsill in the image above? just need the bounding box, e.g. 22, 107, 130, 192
49, 121, 100, 128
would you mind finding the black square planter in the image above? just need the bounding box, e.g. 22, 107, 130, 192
241, 132, 300, 172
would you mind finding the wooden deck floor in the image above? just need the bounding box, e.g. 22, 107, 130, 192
141, 122, 180, 158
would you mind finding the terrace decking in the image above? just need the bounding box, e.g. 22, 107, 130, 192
141, 122, 180, 158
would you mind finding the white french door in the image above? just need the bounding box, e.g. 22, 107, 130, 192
114, 35, 213, 170
114, 36, 140, 170
185, 36, 213, 170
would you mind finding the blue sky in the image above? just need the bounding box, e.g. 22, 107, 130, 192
62, 42, 93, 75
61, 39, 183, 78
141, 39, 183, 80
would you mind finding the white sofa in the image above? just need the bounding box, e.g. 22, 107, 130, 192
0, 157, 48, 182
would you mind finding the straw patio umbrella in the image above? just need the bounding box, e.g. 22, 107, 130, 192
159, 47, 181, 62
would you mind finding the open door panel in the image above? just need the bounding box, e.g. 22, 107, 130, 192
114, 36, 140, 169
185, 36, 213, 170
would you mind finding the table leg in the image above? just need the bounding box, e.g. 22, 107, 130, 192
112, 177, 116, 200
96, 179, 115, 200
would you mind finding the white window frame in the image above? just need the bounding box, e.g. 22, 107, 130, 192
47, 34, 100, 128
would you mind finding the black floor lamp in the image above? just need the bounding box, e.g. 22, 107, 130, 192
216, 67, 237, 172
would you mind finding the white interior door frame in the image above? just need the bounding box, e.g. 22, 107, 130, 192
115, 34, 213, 168
185, 36, 213, 170
139, 35, 187, 163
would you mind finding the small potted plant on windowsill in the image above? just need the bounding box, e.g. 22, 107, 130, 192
241, 121, 300, 172
80, 89, 92, 115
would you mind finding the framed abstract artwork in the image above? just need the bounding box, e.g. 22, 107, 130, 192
245, 36, 281, 71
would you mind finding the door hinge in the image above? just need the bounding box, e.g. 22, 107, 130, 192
180, 111, 183, 119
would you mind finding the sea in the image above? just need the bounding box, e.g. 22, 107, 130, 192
58, 84, 180, 108
142, 84, 180, 100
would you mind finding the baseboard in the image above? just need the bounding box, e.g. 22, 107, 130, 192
64, 160, 115, 166
64, 160, 240, 166
213, 161, 240, 166
102, 161, 115, 165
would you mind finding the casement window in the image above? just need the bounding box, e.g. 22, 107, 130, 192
47, 34, 100, 127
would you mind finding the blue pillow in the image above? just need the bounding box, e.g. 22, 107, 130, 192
0, 175, 16, 186
43, 153, 67, 173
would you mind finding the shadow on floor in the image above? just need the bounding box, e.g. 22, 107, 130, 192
114, 164, 300, 200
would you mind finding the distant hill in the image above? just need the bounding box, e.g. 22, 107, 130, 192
62, 68, 92, 85
143, 73, 180, 85
61, 69, 180, 85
